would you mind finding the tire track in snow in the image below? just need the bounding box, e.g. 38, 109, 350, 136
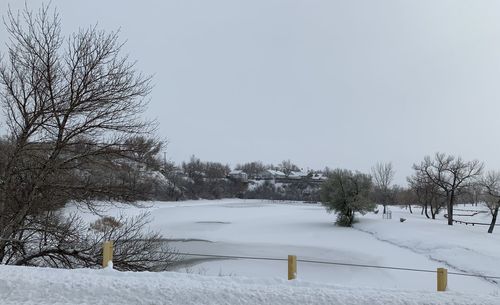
352, 225, 499, 286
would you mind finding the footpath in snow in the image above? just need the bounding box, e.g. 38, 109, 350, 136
354, 206, 500, 285
0, 265, 499, 305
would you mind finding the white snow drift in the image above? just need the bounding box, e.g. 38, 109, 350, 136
0, 264, 498, 305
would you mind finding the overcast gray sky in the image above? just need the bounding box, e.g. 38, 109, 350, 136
2, 0, 500, 184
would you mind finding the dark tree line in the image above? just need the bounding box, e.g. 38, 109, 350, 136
244, 180, 321, 202
179, 156, 246, 199
375, 153, 498, 233
154, 158, 323, 201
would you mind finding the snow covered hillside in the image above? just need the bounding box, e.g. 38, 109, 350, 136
1, 264, 499, 305
67, 199, 500, 295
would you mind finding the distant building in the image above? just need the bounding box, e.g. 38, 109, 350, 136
249, 169, 327, 184
257, 169, 286, 180
287, 170, 310, 180
311, 173, 328, 181
228, 170, 248, 182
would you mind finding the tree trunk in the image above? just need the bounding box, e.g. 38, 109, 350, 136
447, 192, 454, 226
488, 205, 499, 234
424, 203, 430, 219
347, 209, 354, 226
430, 204, 436, 219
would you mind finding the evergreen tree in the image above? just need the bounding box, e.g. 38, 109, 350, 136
321, 169, 374, 226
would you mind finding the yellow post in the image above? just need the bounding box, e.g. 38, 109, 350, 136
102, 241, 113, 268
288, 255, 297, 280
437, 268, 448, 291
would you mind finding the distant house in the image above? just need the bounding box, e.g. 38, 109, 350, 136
287, 170, 310, 180
257, 169, 286, 180
251, 169, 326, 184
311, 173, 328, 181
228, 170, 248, 182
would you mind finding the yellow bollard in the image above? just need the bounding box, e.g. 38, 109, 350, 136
288, 255, 297, 280
102, 241, 113, 268
437, 268, 448, 291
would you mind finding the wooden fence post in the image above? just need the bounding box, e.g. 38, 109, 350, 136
288, 255, 297, 280
102, 241, 113, 268
437, 268, 448, 291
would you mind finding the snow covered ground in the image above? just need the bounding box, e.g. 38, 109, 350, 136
1, 264, 499, 305
67, 199, 500, 296
356, 206, 500, 288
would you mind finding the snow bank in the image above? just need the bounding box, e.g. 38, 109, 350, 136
0, 265, 498, 305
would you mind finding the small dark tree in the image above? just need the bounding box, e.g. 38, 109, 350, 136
321, 169, 374, 226
479, 171, 500, 234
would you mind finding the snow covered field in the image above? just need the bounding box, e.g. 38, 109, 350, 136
3, 199, 500, 304
68, 199, 500, 296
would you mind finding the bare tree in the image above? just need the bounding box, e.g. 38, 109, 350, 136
122, 136, 163, 170
9, 212, 178, 270
235, 161, 266, 179
278, 159, 300, 177
413, 153, 483, 225
479, 171, 500, 234
204, 162, 230, 179
392, 185, 416, 214
180, 156, 239, 199
457, 183, 482, 207
182, 156, 205, 182
161, 162, 188, 201
407, 172, 445, 219
371, 162, 395, 214
0, 5, 176, 268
